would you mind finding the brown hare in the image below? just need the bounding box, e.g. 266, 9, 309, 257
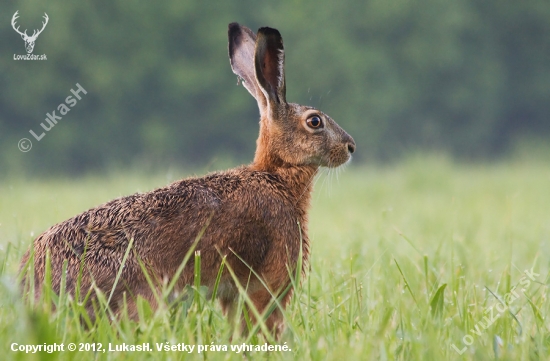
20, 23, 355, 338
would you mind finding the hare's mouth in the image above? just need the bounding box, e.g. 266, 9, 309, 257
322, 146, 354, 168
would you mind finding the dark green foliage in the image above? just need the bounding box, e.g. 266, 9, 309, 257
1, 0, 549, 174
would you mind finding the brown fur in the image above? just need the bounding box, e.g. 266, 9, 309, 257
20, 23, 355, 338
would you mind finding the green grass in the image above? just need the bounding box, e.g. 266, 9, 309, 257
1, 155, 549, 360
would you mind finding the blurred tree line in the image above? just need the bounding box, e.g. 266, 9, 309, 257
1, 0, 549, 174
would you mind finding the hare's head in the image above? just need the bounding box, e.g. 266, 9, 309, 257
228, 24, 355, 170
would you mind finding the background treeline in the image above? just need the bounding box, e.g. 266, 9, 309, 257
1, 0, 549, 174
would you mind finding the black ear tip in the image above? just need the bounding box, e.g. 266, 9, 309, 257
228, 23, 243, 54
228, 23, 241, 38
258, 26, 281, 38
228, 24, 257, 55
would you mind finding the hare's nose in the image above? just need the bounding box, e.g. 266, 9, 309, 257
342, 132, 356, 154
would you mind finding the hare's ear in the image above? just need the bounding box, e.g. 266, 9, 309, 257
254, 27, 286, 106
228, 23, 267, 110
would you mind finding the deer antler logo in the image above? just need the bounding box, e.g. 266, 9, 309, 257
11, 11, 49, 54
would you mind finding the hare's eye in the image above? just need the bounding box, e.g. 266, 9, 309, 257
306, 116, 323, 129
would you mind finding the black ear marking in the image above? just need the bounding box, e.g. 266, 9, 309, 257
229, 23, 256, 62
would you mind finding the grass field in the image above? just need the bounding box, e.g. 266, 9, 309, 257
1, 156, 549, 360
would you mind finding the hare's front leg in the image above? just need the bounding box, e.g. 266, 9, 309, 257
219, 286, 291, 340
247, 286, 293, 340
